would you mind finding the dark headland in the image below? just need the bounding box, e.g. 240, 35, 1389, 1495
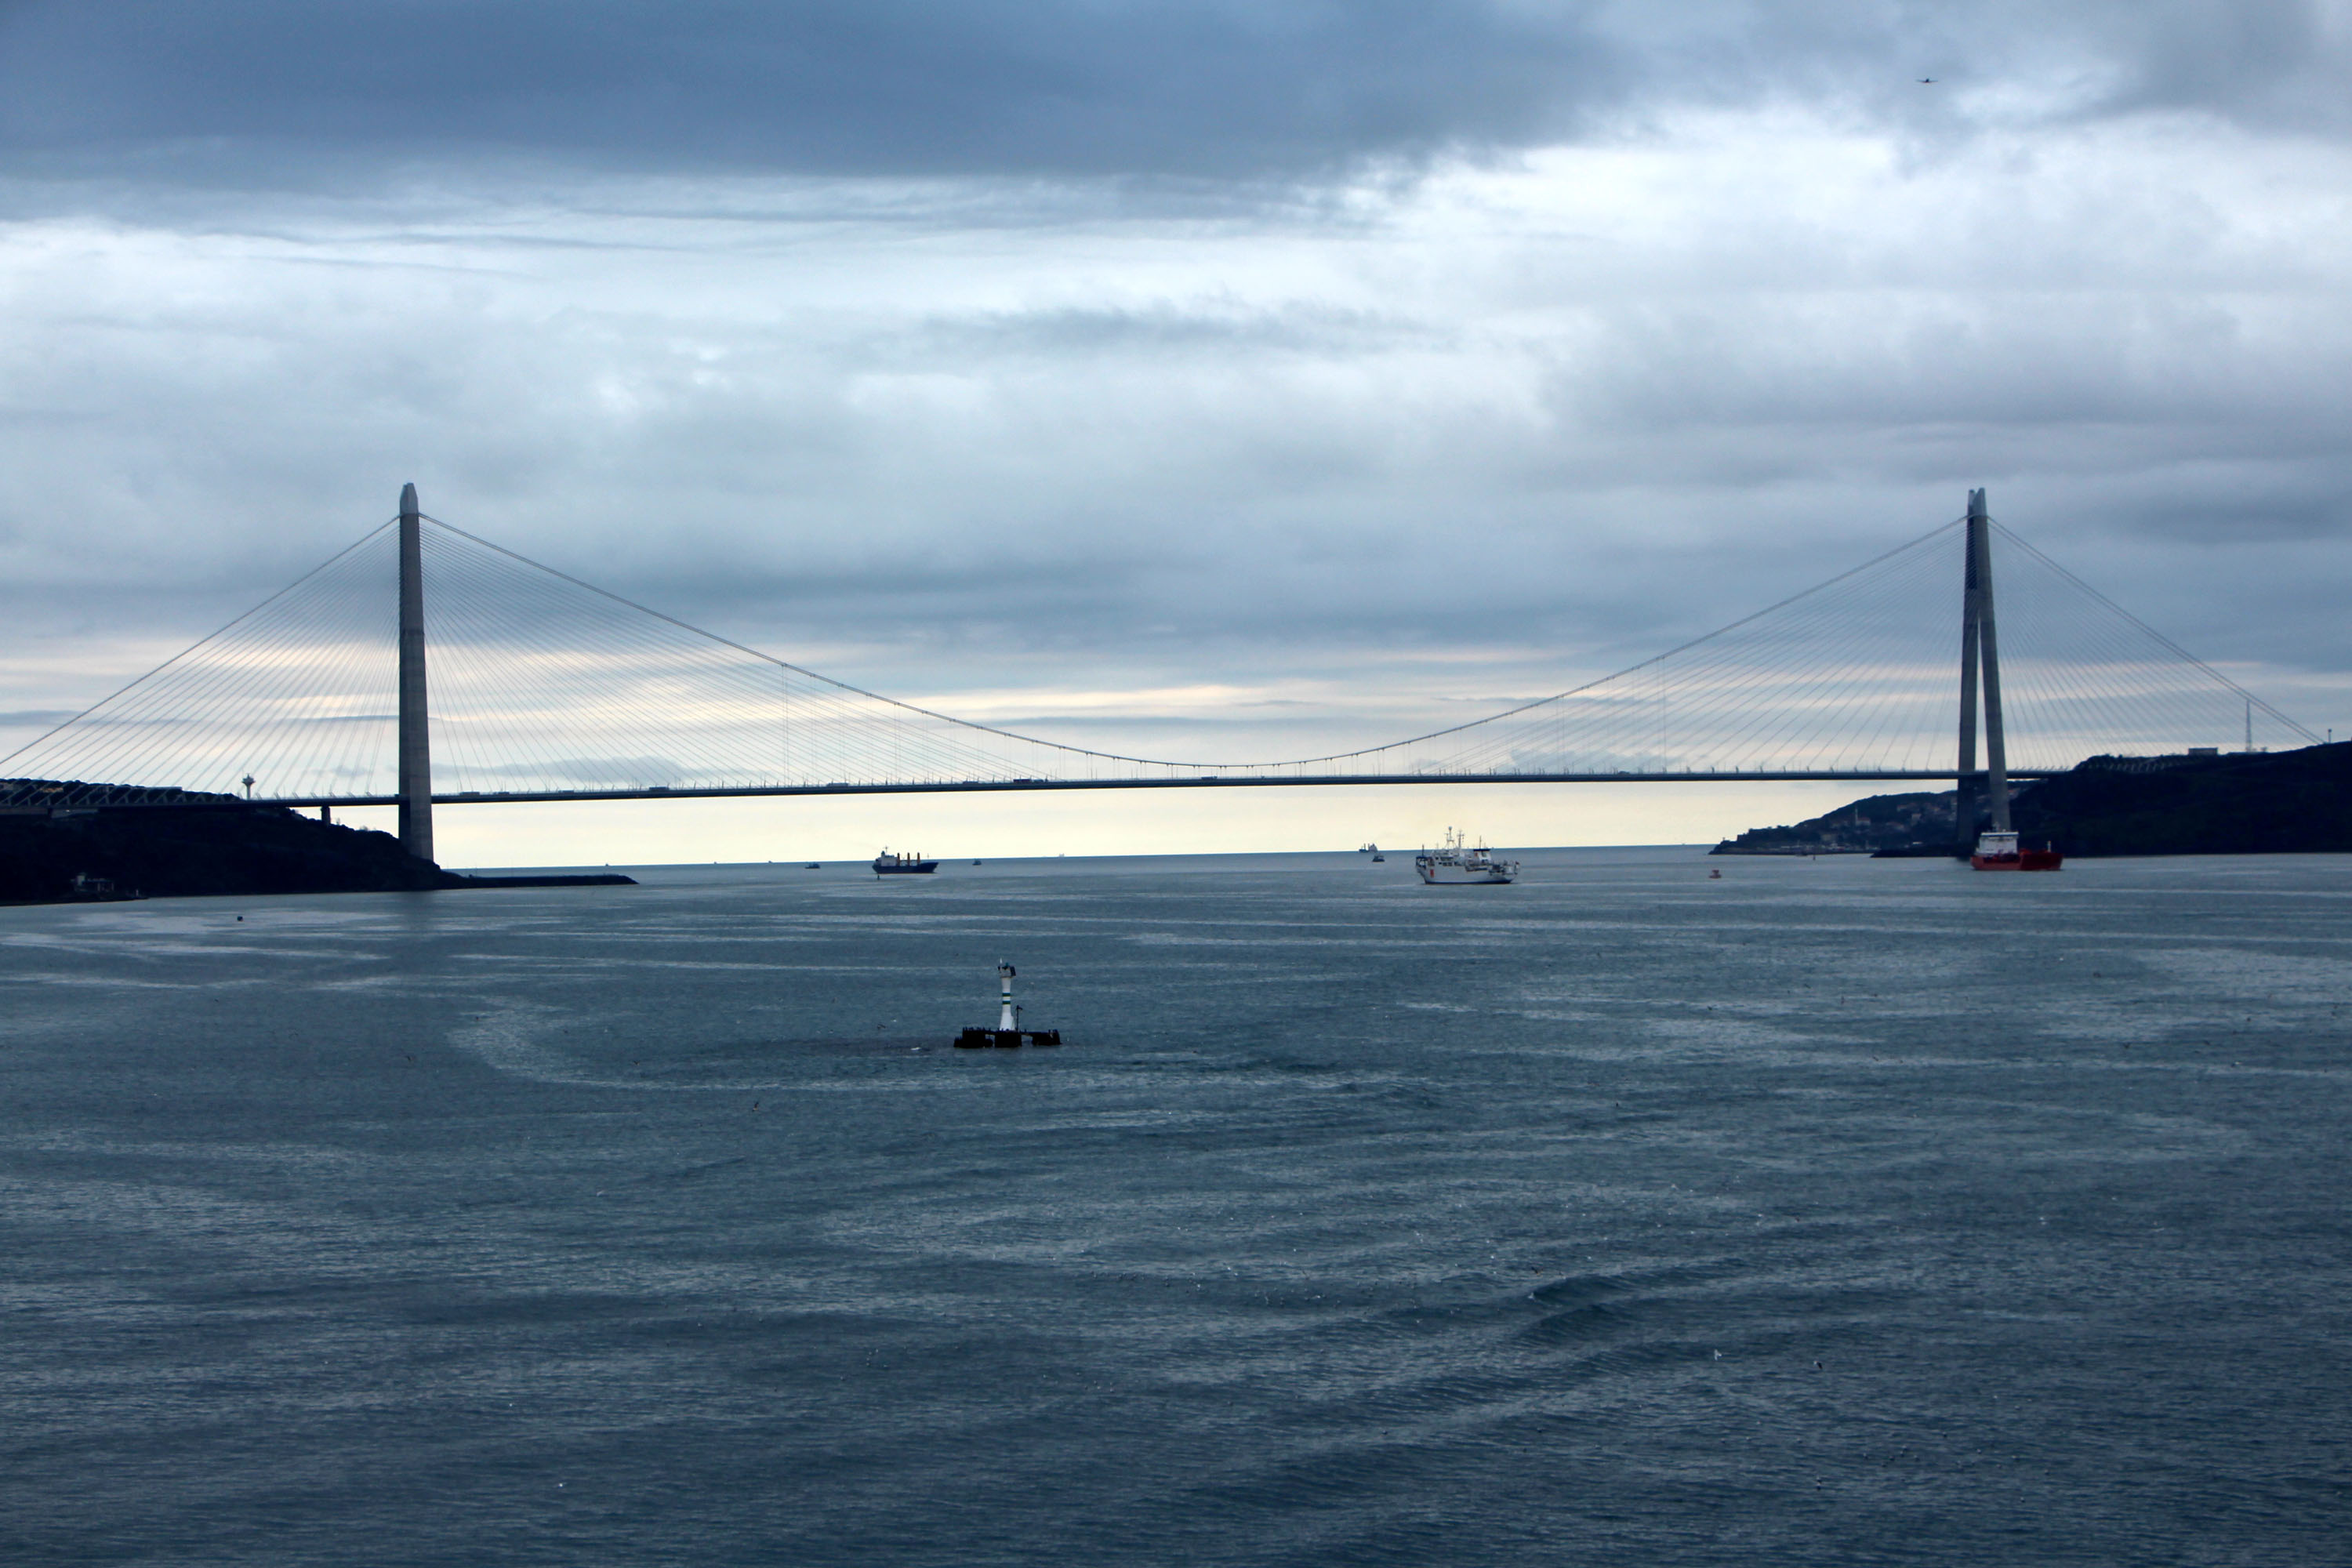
1, 782, 635, 904
1713, 742, 2352, 858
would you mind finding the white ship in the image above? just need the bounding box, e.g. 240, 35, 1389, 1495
1414, 829, 1519, 885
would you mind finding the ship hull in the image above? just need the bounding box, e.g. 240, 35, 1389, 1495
873, 862, 938, 875
1970, 850, 2063, 871
1416, 863, 1515, 884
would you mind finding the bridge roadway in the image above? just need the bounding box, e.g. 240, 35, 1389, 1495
2, 769, 2065, 812
276, 768, 2060, 809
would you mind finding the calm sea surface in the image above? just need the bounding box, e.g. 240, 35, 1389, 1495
2, 847, 2347, 1566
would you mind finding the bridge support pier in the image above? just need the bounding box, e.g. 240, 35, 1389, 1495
397, 482, 435, 863
1955, 487, 2011, 848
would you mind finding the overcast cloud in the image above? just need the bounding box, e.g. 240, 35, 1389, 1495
2, 2, 2348, 854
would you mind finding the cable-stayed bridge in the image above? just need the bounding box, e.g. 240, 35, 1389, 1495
2, 485, 2315, 861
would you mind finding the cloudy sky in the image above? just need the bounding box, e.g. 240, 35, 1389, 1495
2, 1, 2347, 861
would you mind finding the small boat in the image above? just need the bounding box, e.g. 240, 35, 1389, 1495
1969, 830, 2062, 871
873, 848, 939, 876
1415, 829, 1519, 885
805, 862, 821, 869
1370, 852, 1385, 862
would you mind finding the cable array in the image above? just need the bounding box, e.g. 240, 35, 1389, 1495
2, 526, 401, 799
1986, 524, 2314, 767
1403, 524, 1970, 776
1, 509, 2318, 800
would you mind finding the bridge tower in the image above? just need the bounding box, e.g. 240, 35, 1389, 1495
397, 482, 434, 862
1954, 487, 2011, 846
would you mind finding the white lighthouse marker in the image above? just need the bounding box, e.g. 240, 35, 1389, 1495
956, 961, 1062, 1047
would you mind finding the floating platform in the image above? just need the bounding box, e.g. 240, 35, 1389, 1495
954, 1026, 1062, 1048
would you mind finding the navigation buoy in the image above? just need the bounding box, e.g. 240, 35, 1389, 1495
955, 961, 1061, 1047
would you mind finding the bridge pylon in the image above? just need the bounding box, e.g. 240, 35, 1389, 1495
396, 482, 434, 862
1954, 487, 2011, 848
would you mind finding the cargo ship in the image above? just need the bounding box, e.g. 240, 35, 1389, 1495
1969, 830, 2062, 871
872, 849, 938, 876
1415, 829, 1519, 885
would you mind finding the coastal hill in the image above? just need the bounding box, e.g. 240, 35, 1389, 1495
1713, 742, 2352, 858
1709, 788, 1961, 855
2, 782, 634, 902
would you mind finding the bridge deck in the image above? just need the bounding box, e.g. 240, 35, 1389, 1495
2, 770, 2063, 811
259, 770, 2053, 808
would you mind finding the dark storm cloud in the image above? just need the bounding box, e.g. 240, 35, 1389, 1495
1642, 1, 2351, 136
0, 0, 1619, 182
2, 1, 2346, 191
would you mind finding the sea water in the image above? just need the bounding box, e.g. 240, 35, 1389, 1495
2, 847, 2346, 1566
